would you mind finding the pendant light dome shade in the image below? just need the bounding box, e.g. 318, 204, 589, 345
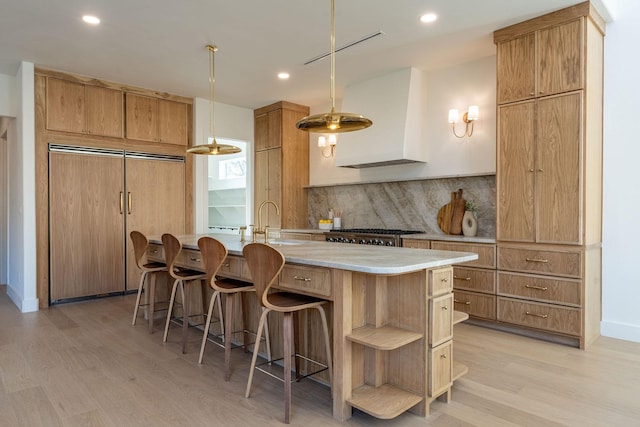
296, 0, 372, 133
187, 44, 242, 155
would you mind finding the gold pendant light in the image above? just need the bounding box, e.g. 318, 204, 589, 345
187, 45, 242, 155
296, 0, 372, 133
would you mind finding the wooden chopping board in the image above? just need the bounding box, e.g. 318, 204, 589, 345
449, 189, 466, 235
437, 189, 466, 235
437, 191, 456, 234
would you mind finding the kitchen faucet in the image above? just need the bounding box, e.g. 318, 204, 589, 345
253, 200, 280, 243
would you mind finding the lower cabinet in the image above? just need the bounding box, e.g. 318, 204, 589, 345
453, 290, 497, 320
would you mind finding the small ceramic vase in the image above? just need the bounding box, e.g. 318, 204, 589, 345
462, 210, 478, 237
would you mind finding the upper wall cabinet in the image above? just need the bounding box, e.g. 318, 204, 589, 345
125, 93, 188, 146
496, 17, 584, 104
46, 77, 124, 138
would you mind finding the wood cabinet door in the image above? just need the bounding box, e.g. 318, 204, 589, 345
125, 93, 157, 142
46, 78, 85, 133
254, 113, 269, 151
85, 86, 123, 138
496, 33, 536, 104
497, 101, 536, 242
125, 156, 186, 291
158, 99, 188, 145
429, 293, 453, 347
253, 148, 281, 229
254, 149, 269, 224
49, 150, 125, 301
537, 19, 583, 97
536, 92, 582, 244
266, 148, 282, 229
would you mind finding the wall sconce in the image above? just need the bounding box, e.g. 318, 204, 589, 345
448, 105, 479, 138
318, 134, 337, 158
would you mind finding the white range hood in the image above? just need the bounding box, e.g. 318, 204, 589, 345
335, 67, 427, 168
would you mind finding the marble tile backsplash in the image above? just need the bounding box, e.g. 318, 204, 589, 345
307, 175, 496, 237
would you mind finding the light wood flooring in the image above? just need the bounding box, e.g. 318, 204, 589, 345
1, 285, 639, 426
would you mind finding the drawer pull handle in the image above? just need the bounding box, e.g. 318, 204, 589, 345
454, 275, 471, 281
525, 311, 548, 319
441, 277, 449, 283
440, 354, 447, 359
525, 257, 549, 263
293, 275, 312, 282
454, 299, 471, 305
222, 263, 230, 267
525, 284, 548, 291
190, 257, 201, 262
151, 249, 159, 254
441, 305, 448, 310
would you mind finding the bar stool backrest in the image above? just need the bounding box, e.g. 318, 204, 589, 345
242, 243, 285, 309
130, 230, 150, 269
197, 236, 229, 287
161, 233, 183, 280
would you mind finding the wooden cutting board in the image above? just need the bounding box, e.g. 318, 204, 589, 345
449, 189, 466, 235
437, 191, 456, 234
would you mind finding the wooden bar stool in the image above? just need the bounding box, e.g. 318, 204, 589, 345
130, 231, 168, 334
243, 243, 332, 424
161, 233, 207, 354
197, 236, 271, 381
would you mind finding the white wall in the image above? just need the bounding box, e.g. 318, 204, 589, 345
309, 56, 496, 186
5, 62, 38, 312
0, 73, 16, 117
192, 98, 254, 233
601, 0, 640, 342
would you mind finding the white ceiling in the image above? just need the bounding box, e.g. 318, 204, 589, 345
0, 0, 599, 110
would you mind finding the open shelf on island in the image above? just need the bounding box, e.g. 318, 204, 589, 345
346, 325, 423, 351
453, 361, 469, 382
347, 383, 423, 419
453, 310, 469, 325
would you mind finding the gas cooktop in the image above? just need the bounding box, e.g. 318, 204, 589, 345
329, 228, 425, 235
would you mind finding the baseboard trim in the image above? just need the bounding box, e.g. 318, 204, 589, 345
601, 320, 640, 343
6, 285, 39, 313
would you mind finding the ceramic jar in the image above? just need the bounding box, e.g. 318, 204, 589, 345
462, 210, 478, 237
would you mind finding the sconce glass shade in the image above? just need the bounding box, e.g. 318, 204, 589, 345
328, 134, 337, 145
448, 109, 459, 123
467, 105, 479, 121
296, 0, 372, 133
318, 136, 327, 147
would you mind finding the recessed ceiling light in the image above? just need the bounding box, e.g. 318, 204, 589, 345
420, 13, 437, 24
82, 15, 101, 25
277, 72, 290, 80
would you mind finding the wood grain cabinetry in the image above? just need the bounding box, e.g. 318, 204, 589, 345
253, 101, 310, 229
430, 241, 498, 321
494, 2, 604, 348
125, 93, 188, 145
279, 231, 327, 242
46, 77, 123, 137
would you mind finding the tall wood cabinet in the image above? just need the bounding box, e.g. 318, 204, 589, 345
36, 69, 193, 305
253, 101, 310, 229
494, 2, 604, 348
125, 93, 188, 145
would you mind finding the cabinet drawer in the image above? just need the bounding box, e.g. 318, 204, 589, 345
430, 267, 453, 296
146, 243, 164, 262
453, 290, 496, 320
430, 294, 453, 346
452, 267, 496, 293
177, 249, 204, 271
498, 245, 582, 278
497, 297, 581, 336
498, 272, 581, 306
402, 239, 430, 249
278, 264, 332, 299
429, 341, 452, 397
218, 255, 243, 279
431, 241, 496, 269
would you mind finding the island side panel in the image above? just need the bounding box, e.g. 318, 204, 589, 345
332, 268, 354, 421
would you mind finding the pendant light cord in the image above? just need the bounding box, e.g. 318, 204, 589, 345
330, 0, 336, 112
208, 45, 217, 143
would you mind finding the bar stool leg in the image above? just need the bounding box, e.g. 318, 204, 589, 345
293, 311, 301, 380
317, 305, 333, 384
132, 271, 148, 326
163, 278, 180, 343
148, 272, 157, 334
224, 293, 234, 381
182, 280, 191, 354
263, 307, 272, 364
283, 312, 293, 424
198, 290, 221, 364
245, 308, 270, 398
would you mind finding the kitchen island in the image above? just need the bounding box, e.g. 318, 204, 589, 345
147, 233, 477, 421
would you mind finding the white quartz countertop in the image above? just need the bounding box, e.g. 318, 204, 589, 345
150, 233, 478, 275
